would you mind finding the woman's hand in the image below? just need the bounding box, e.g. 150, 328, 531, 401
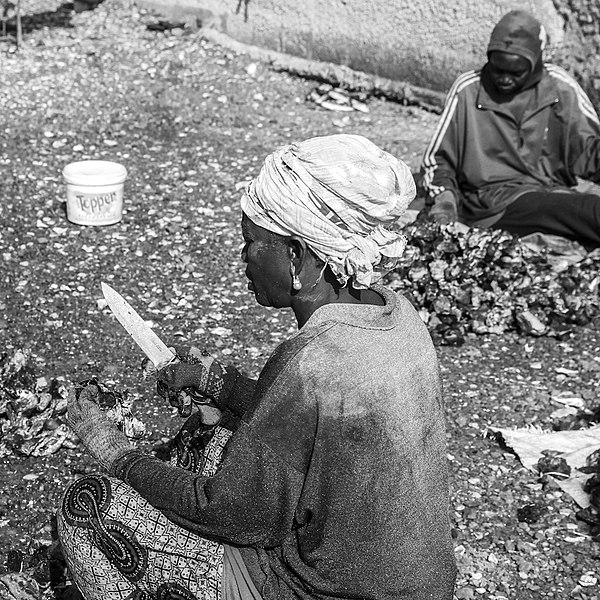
158, 361, 206, 391
67, 383, 133, 471
153, 348, 229, 417
157, 363, 208, 418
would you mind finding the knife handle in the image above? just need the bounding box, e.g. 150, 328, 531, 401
182, 387, 210, 405
177, 389, 221, 422
151, 352, 221, 420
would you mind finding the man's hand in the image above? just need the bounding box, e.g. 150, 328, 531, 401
429, 190, 459, 225
67, 383, 133, 471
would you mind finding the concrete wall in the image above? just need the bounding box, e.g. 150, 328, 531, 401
138, 0, 598, 100
552, 0, 600, 106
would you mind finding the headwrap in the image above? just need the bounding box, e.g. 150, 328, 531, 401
241, 134, 416, 289
484, 10, 547, 92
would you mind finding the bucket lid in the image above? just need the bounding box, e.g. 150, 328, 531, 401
63, 160, 128, 186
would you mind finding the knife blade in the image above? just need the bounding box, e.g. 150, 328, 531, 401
101, 282, 176, 369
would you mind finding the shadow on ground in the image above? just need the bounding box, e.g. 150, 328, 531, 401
1, 2, 75, 36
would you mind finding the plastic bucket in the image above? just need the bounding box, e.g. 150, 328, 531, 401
63, 160, 128, 226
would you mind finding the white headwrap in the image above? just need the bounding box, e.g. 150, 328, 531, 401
241, 134, 416, 289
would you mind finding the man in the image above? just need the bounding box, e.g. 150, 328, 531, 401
421, 10, 600, 247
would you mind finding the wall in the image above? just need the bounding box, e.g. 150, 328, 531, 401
138, 0, 598, 100
551, 0, 600, 106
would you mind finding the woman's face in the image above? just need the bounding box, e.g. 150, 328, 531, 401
488, 51, 531, 95
241, 214, 292, 308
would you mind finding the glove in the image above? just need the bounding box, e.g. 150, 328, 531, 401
429, 190, 459, 225
153, 347, 229, 417
67, 383, 133, 471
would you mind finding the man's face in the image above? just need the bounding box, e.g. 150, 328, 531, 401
488, 51, 531, 95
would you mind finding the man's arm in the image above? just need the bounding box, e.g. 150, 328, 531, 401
421, 73, 475, 202
420, 72, 476, 222
549, 66, 600, 182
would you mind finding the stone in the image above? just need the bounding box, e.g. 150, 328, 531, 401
455, 586, 475, 600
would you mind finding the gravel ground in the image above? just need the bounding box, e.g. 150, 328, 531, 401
1, 2, 600, 598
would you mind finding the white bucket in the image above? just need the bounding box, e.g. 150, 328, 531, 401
63, 160, 128, 226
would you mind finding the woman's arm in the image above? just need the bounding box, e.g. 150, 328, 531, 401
114, 334, 318, 546
111, 423, 305, 547
219, 364, 258, 416
154, 347, 258, 417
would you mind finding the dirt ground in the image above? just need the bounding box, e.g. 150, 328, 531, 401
1, 2, 600, 598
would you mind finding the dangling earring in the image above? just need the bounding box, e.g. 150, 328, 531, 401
291, 263, 302, 291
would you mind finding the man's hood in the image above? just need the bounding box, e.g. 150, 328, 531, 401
482, 10, 546, 95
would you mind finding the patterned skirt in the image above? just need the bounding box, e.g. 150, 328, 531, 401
57, 415, 233, 600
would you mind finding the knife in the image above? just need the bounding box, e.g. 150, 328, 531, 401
101, 282, 222, 421
101, 282, 177, 370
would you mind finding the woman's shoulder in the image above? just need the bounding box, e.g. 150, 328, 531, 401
252, 320, 339, 394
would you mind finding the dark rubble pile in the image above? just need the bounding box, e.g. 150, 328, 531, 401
575, 448, 600, 539
384, 221, 600, 346
0, 349, 77, 458
0, 350, 147, 458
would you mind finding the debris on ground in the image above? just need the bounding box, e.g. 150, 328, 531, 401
4, 1, 600, 595
537, 450, 572, 478
516, 502, 546, 524
144, 19, 187, 33
487, 423, 600, 517
306, 83, 370, 113
0, 349, 77, 458
0, 351, 146, 458
385, 221, 600, 345
1, 519, 74, 600
0, 571, 43, 600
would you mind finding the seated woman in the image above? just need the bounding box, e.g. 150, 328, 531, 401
59, 134, 457, 600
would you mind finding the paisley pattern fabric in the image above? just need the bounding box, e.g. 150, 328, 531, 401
57, 425, 232, 600
170, 412, 230, 474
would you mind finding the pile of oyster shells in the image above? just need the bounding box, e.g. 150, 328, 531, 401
0, 349, 77, 458
385, 221, 600, 345
0, 349, 145, 457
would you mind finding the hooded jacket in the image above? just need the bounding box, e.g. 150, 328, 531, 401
421, 11, 600, 227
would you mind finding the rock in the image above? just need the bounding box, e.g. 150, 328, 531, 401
73, 0, 104, 13
579, 573, 597, 587
537, 452, 571, 477
516, 503, 545, 524
455, 586, 475, 600
0, 573, 40, 600
5, 550, 25, 573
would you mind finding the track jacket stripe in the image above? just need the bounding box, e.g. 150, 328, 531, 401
546, 64, 600, 125
422, 71, 480, 191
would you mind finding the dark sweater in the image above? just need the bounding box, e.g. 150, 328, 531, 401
113, 287, 457, 599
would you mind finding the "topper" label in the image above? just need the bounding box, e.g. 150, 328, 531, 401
76, 192, 118, 214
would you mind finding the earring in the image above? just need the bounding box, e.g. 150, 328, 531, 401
291, 263, 302, 291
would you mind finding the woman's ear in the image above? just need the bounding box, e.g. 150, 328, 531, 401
287, 236, 308, 273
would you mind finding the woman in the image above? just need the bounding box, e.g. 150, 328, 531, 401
60, 134, 457, 599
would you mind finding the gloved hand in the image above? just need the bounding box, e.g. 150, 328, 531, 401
67, 383, 133, 471
429, 190, 459, 225
150, 347, 228, 417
